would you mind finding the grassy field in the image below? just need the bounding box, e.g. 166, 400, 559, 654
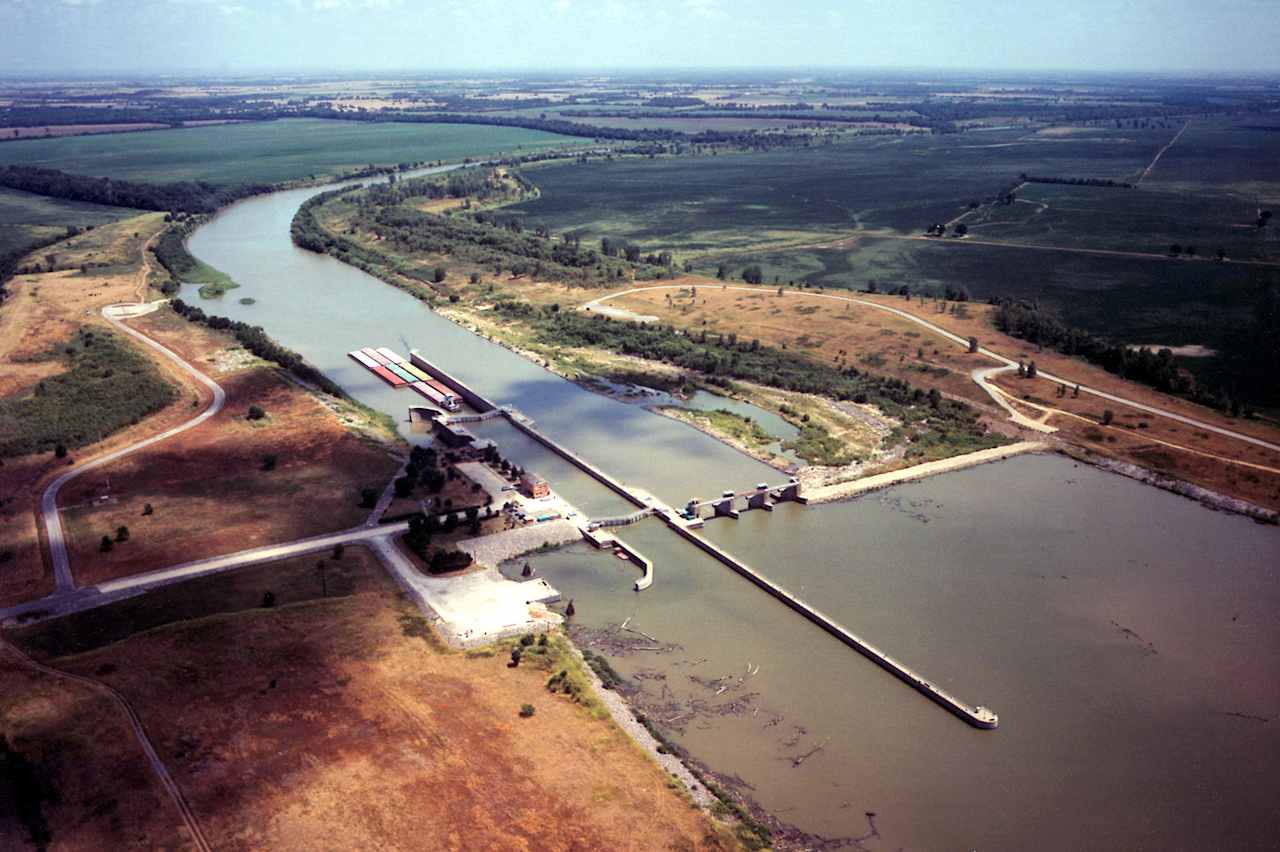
0, 326, 177, 457
696, 236, 1279, 389
507, 126, 1175, 249
1142, 119, 1280, 201
56, 307, 402, 588
0, 186, 139, 259
0, 118, 575, 185
958, 182, 1277, 260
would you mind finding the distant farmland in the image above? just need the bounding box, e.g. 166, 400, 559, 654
0, 118, 575, 185
508, 126, 1175, 246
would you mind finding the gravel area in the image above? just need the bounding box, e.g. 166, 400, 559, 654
458, 520, 582, 566
803, 441, 1048, 503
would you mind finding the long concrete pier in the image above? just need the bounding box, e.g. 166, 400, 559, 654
663, 517, 999, 729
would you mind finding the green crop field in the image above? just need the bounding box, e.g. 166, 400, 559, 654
508, 127, 1175, 250
0, 119, 576, 185
958, 183, 1277, 261
0, 186, 140, 259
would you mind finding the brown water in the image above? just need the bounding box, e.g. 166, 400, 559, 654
190, 172, 1280, 850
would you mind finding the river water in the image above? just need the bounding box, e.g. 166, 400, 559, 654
189, 171, 1280, 850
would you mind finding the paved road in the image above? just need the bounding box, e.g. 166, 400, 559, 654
41, 302, 227, 592
586, 285, 1280, 455
0, 637, 213, 852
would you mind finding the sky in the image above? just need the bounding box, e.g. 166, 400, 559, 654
1, 0, 1278, 75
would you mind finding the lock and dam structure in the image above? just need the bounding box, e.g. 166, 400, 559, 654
406, 349, 999, 730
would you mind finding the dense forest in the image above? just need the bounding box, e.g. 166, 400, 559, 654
992, 296, 1279, 412
0, 165, 270, 214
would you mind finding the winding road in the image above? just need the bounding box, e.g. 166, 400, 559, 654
42, 301, 226, 592
584, 284, 1280, 456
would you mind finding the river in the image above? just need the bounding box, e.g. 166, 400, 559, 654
189, 168, 1280, 850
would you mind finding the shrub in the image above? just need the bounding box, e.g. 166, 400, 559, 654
247, 404, 266, 421
519, 704, 535, 718
261, 591, 276, 608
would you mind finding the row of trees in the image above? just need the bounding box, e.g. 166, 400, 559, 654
168, 300, 345, 396
0, 165, 270, 214
495, 301, 997, 447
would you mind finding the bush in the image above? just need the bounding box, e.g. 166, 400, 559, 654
247, 404, 266, 421
260, 454, 278, 471
359, 487, 379, 508
519, 704, 535, 718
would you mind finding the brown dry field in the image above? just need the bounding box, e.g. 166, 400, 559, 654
0, 643, 194, 851
0, 215, 207, 606
35, 568, 733, 851
56, 308, 401, 588
612, 282, 1280, 509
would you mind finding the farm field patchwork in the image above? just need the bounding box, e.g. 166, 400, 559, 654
0, 118, 576, 185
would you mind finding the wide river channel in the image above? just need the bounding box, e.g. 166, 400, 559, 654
190, 169, 1280, 850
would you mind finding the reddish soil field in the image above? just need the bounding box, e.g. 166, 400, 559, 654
45, 574, 733, 851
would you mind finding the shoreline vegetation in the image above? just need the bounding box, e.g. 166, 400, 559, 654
293, 167, 1010, 468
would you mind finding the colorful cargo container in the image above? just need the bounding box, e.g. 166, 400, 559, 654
386, 363, 417, 383
375, 347, 407, 364
362, 347, 392, 366
348, 350, 380, 369
370, 364, 405, 387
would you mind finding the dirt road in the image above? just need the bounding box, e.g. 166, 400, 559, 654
585, 284, 1280, 456
0, 637, 212, 852
41, 301, 226, 592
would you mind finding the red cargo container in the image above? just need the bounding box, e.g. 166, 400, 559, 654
371, 365, 405, 386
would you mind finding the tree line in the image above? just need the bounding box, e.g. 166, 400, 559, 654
1020, 174, 1135, 189
168, 299, 345, 397
495, 301, 1002, 453
0, 165, 271, 214
991, 297, 1277, 412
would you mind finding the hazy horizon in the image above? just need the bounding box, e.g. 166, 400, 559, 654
3, 0, 1279, 76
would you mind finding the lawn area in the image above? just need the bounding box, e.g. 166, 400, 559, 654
506, 126, 1175, 249
0, 118, 576, 185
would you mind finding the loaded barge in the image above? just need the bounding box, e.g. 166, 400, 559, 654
347, 347, 461, 411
